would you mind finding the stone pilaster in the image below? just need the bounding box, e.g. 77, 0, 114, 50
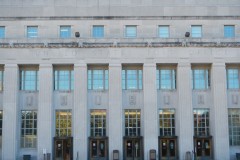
109, 63, 123, 160
211, 62, 229, 160
2, 64, 18, 160
73, 63, 88, 160
177, 62, 194, 159
143, 63, 158, 160
38, 64, 53, 159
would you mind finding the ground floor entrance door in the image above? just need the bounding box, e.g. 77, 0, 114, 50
159, 136, 178, 160
123, 136, 143, 160
194, 137, 212, 160
89, 137, 108, 160
54, 137, 73, 160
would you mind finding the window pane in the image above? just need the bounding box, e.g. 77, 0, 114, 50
193, 109, 210, 136
90, 110, 106, 137
27, 26, 38, 38
54, 69, 73, 90
159, 109, 175, 136
93, 26, 104, 38
229, 109, 240, 145
60, 26, 71, 38
125, 110, 141, 136
122, 69, 142, 90
227, 69, 239, 89
0, 27, 5, 38
0, 71, 3, 91
20, 70, 38, 91
191, 26, 202, 38
125, 26, 137, 38
55, 110, 72, 137
224, 25, 235, 38
192, 69, 209, 89
159, 26, 169, 38
88, 69, 108, 90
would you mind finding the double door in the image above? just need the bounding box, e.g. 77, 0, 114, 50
124, 137, 143, 160
54, 137, 73, 160
159, 137, 177, 160
194, 137, 212, 160
89, 137, 108, 160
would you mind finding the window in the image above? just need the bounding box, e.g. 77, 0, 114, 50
0, 27, 5, 38
227, 68, 239, 89
55, 110, 72, 137
158, 26, 169, 38
159, 109, 175, 136
191, 25, 202, 38
224, 25, 235, 38
90, 110, 106, 137
193, 109, 209, 136
0, 111, 2, 136
125, 25, 137, 38
228, 109, 240, 145
54, 69, 74, 91
0, 70, 3, 91
27, 26, 38, 38
192, 69, 210, 90
125, 109, 141, 136
88, 69, 108, 90
157, 69, 176, 90
21, 111, 37, 148
92, 25, 104, 38
122, 69, 142, 90
20, 69, 39, 91
60, 26, 71, 38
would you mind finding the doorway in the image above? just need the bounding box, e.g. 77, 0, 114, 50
194, 137, 212, 160
54, 137, 73, 160
123, 137, 143, 160
89, 137, 108, 160
159, 136, 178, 160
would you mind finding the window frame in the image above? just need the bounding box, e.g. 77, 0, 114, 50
20, 68, 39, 91
90, 109, 107, 137
156, 68, 176, 90
0, 69, 3, 91
192, 68, 210, 90
27, 26, 38, 38
158, 25, 170, 38
54, 68, 74, 91
55, 110, 72, 137
92, 25, 104, 38
0, 26, 5, 38
191, 25, 202, 38
60, 26, 71, 38
159, 109, 175, 136
88, 68, 109, 90
122, 68, 143, 90
227, 68, 240, 89
125, 25, 137, 38
124, 109, 141, 136
224, 25, 235, 38
228, 108, 240, 146
193, 109, 210, 136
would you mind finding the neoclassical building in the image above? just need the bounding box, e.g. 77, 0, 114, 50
0, 0, 240, 160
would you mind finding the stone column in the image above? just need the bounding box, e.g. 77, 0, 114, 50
143, 63, 158, 160
73, 63, 88, 160
38, 64, 53, 159
108, 63, 123, 160
211, 62, 229, 160
177, 62, 194, 159
2, 64, 18, 160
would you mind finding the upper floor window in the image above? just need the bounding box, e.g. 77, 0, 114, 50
158, 25, 169, 38
27, 26, 38, 38
54, 69, 74, 91
159, 109, 175, 136
122, 68, 142, 90
0, 26, 5, 38
92, 25, 104, 38
55, 110, 72, 137
90, 110, 106, 137
192, 69, 210, 90
20, 68, 39, 91
228, 109, 240, 145
21, 110, 37, 148
227, 68, 239, 89
125, 109, 141, 136
88, 69, 108, 90
191, 25, 202, 38
125, 25, 137, 38
157, 69, 176, 90
193, 109, 210, 136
224, 25, 235, 38
60, 26, 71, 38
0, 70, 3, 91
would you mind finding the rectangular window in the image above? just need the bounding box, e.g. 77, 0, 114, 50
54, 69, 74, 91
0, 70, 3, 91
125, 109, 141, 136
228, 109, 240, 146
27, 26, 38, 38
224, 25, 235, 38
0, 27, 5, 38
157, 69, 176, 90
0, 111, 2, 136
88, 69, 108, 90
21, 111, 37, 148
90, 110, 106, 137
193, 109, 209, 136
159, 109, 175, 136
191, 25, 202, 38
55, 110, 72, 137
92, 25, 104, 38
158, 26, 169, 38
227, 68, 239, 89
125, 25, 137, 38
60, 26, 71, 38
20, 69, 39, 91
122, 69, 142, 90
192, 69, 210, 90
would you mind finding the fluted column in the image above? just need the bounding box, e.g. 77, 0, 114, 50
109, 63, 123, 160
73, 62, 88, 160
143, 63, 158, 160
211, 62, 229, 160
38, 64, 53, 159
177, 62, 193, 160
2, 64, 18, 160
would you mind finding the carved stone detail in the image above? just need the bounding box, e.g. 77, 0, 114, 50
129, 95, 136, 105
232, 94, 239, 105
26, 96, 33, 107
164, 95, 170, 105
60, 95, 68, 106
95, 95, 101, 105
198, 95, 204, 105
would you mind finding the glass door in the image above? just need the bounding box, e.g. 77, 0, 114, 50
159, 137, 177, 160
89, 137, 108, 160
54, 137, 73, 160
124, 137, 143, 160
194, 137, 212, 160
